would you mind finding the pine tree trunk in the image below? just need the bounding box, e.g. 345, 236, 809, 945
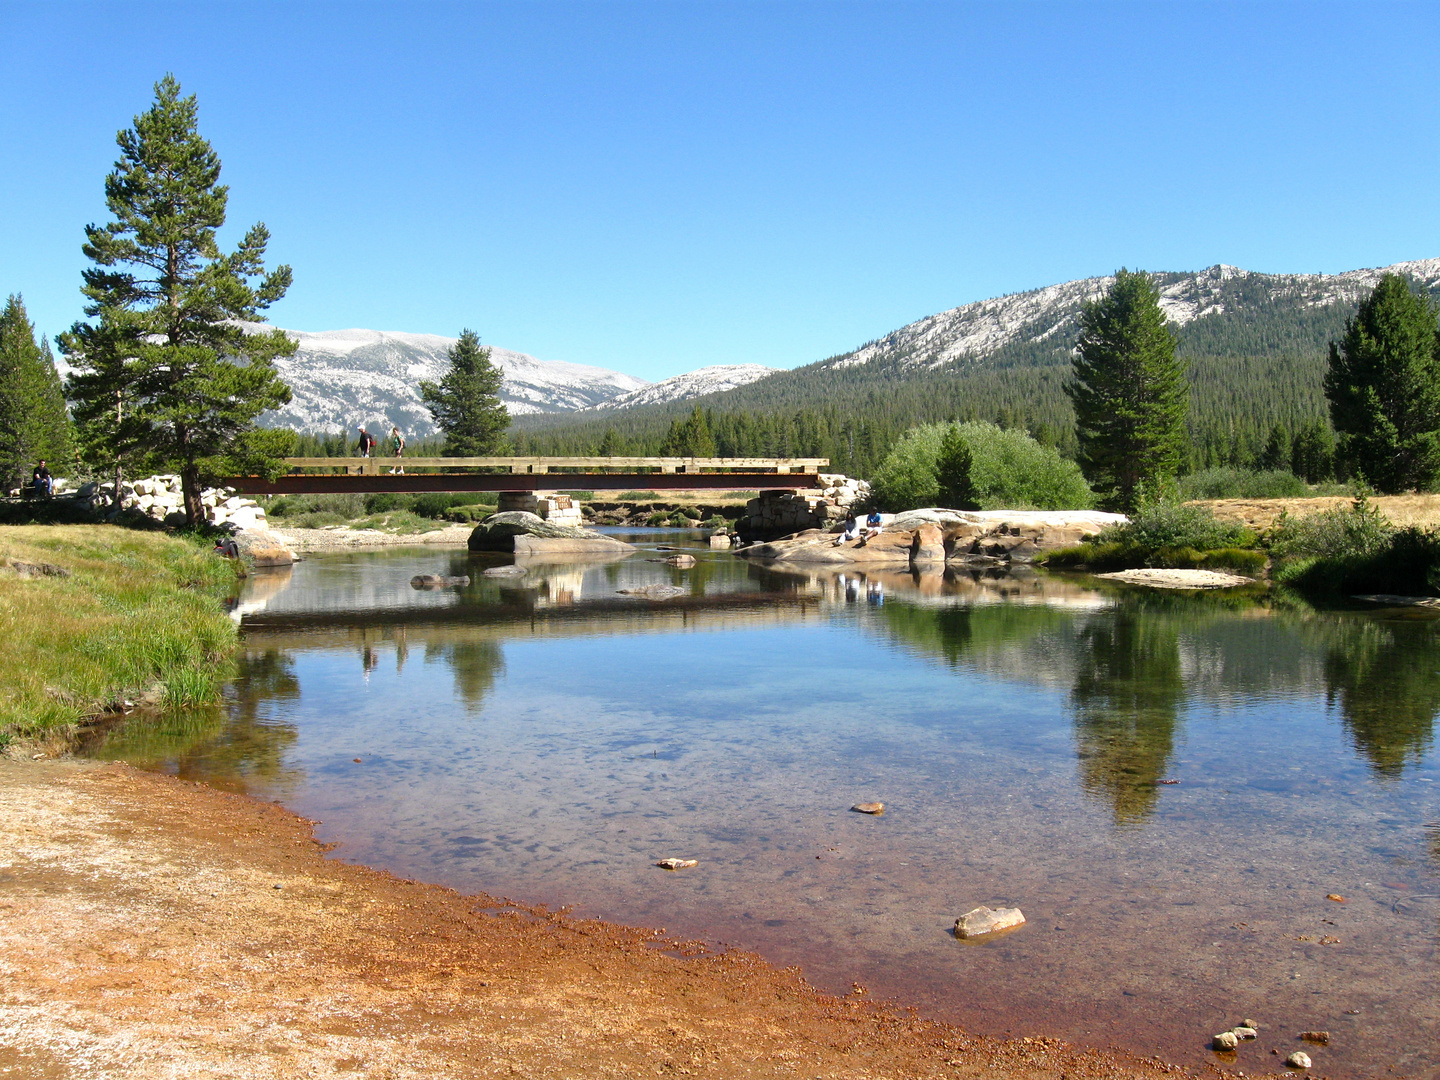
113, 462, 123, 514
182, 462, 203, 527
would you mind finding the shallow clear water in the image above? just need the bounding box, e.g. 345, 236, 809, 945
86, 533, 1440, 1076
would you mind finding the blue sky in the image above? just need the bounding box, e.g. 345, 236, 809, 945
2, 1, 1437, 381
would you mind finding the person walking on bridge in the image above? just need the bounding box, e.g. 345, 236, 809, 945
389, 426, 406, 474
357, 427, 375, 458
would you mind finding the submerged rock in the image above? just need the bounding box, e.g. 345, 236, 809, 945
1233, 1026, 1258, 1040
468, 511, 635, 555
1285, 1050, 1312, 1069
482, 565, 528, 577
410, 574, 471, 589
618, 584, 687, 600
850, 802, 885, 815
655, 858, 697, 870
954, 906, 1026, 939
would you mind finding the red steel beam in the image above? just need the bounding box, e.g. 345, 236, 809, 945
224, 472, 823, 495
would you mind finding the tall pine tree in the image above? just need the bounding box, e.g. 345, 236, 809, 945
418, 329, 510, 455
60, 75, 295, 524
1067, 270, 1188, 510
0, 295, 75, 490
1324, 273, 1440, 493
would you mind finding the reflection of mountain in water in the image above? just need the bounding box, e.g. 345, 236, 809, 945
1069, 613, 1183, 824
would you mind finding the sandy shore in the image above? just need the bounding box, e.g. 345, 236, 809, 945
0, 759, 1194, 1080
269, 523, 474, 552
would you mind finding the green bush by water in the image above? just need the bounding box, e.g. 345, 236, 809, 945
1268, 496, 1440, 596
870, 421, 1093, 512
1041, 503, 1261, 573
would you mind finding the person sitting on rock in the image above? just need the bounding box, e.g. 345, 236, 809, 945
864, 509, 883, 538
834, 513, 859, 545
31, 460, 52, 498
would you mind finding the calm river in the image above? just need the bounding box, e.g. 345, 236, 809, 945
85, 532, 1440, 1076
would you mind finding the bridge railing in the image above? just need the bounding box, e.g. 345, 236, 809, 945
282, 456, 830, 476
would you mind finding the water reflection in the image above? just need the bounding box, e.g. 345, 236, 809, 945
80, 544, 1440, 1077
1069, 613, 1183, 824
1321, 619, 1440, 778
427, 640, 506, 714
87, 649, 303, 795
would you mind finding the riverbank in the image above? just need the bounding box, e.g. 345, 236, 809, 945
0, 526, 237, 744
269, 522, 475, 551
0, 758, 1192, 1080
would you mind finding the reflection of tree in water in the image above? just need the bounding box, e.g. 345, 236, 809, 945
1322, 620, 1440, 778
90, 649, 303, 796
1069, 613, 1184, 825
424, 639, 507, 714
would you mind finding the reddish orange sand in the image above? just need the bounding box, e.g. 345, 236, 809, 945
0, 760, 1207, 1080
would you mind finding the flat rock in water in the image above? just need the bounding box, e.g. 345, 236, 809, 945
664, 554, 696, 568
1353, 594, 1440, 609
483, 565, 528, 577
851, 802, 885, 814
1298, 1031, 1330, 1045
954, 905, 1026, 939
655, 858, 697, 870
618, 584, 687, 600
1097, 568, 1254, 590
468, 512, 635, 554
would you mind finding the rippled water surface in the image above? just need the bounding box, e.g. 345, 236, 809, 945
86, 533, 1440, 1076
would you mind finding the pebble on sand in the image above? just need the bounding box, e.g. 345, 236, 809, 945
851, 802, 885, 814
655, 858, 698, 870
1326, 893, 1346, 902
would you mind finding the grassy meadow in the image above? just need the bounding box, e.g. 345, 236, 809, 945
0, 525, 239, 743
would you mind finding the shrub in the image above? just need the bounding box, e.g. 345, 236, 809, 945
1268, 495, 1393, 561
619, 490, 659, 500
364, 493, 414, 514
265, 493, 363, 519
646, 511, 670, 526
870, 422, 1093, 512
442, 505, 492, 523
1041, 541, 1265, 574
1097, 501, 1254, 551
287, 511, 349, 529
1178, 467, 1309, 501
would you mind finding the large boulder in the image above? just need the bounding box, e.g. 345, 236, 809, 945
468, 511, 635, 555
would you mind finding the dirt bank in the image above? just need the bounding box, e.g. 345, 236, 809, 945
0, 760, 1194, 1080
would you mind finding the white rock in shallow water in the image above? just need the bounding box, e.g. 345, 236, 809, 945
954, 906, 1025, 938
1285, 1050, 1312, 1069
1232, 1026, 1258, 1040
655, 858, 697, 870
1213, 1031, 1240, 1051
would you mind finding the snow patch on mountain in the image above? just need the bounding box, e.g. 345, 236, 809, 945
826, 258, 1440, 374
586, 364, 780, 411
248, 325, 649, 435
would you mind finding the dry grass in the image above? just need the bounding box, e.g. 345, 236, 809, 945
0, 525, 238, 740
1193, 494, 1440, 533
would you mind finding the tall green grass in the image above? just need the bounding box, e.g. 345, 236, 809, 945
0, 525, 239, 739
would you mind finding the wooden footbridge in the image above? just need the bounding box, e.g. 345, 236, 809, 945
225, 456, 830, 495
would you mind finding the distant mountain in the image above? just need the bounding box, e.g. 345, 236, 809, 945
821, 258, 1440, 375
250, 325, 649, 435
586, 364, 780, 411
508, 257, 1440, 476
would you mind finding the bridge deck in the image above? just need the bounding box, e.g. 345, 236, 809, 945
224, 456, 829, 495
